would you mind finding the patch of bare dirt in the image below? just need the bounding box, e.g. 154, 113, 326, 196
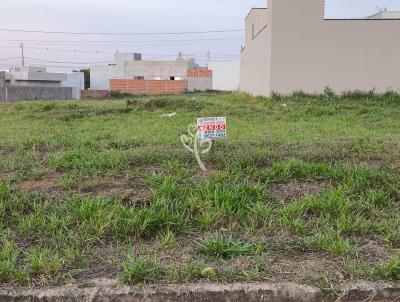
268, 180, 332, 204
0, 145, 16, 153
72, 244, 126, 282
359, 240, 390, 267
192, 169, 216, 181
359, 160, 382, 171
75, 175, 151, 205
0, 104, 13, 109
267, 252, 344, 284
0, 172, 11, 181
18, 171, 60, 193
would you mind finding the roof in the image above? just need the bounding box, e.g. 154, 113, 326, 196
368, 11, 400, 19
245, 8, 267, 21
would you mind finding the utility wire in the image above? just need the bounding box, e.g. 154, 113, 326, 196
0, 37, 242, 44
24, 46, 114, 54
0, 57, 20, 61
25, 57, 114, 64
0, 28, 244, 36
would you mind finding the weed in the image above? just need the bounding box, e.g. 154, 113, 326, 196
323, 86, 336, 101
159, 229, 176, 247
306, 229, 359, 256
119, 254, 160, 284
1, 92, 400, 286
27, 248, 64, 280
377, 256, 400, 282
165, 261, 203, 283
197, 234, 259, 259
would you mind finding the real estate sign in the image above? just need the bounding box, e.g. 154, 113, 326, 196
197, 117, 227, 140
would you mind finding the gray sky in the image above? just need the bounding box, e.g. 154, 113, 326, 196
0, 0, 400, 71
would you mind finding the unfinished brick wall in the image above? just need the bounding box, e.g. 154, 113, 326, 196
187, 69, 213, 78
187, 69, 213, 92
81, 90, 109, 98
110, 79, 186, 95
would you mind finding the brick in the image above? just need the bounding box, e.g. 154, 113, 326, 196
110, 79, 186, 95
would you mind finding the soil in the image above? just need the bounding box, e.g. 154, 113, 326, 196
268, 180, 332, 204
5, 173, 393, 292
74, 175, 151, 206
15, 171, 152, 206
358, 240, 391, 267
18, 171, 60, 193
267, 252, 344, 285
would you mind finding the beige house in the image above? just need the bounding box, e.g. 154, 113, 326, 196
240, 0, 400, 96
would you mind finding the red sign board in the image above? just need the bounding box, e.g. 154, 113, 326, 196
197, 117, 227, 140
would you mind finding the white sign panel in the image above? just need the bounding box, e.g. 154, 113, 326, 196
197, 117, 227, 140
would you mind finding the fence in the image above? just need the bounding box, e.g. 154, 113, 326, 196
110, 79, 186, 95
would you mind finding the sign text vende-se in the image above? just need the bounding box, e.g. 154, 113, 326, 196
197, 117, 227, 140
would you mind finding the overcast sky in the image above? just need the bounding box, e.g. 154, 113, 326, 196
1, 0, 400, 71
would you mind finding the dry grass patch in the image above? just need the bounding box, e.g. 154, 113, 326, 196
17, 171, 61, 193
74, 175, 151, 205
268, 180, 332, 204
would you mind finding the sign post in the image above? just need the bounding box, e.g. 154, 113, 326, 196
197, 117, 227, 159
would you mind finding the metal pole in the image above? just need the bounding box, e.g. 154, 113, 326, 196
20, 43, 25, 67
211, 140, 216, 159
197, 70, 199, 91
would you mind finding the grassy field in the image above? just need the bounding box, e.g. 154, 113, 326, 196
0, 91, 400, 291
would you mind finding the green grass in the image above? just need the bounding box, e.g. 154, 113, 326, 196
197, 234, 262, 259
0, 91, 400, 286
119, 254, 160, 284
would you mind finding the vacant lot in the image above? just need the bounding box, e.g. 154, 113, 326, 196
0, 91, 400, 292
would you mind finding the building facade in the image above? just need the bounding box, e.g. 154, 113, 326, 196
208, 61, 240, 91
61, 72, 85, 100
90, 53, 212, 94
240, 0, 400, 96
0, 67, 77, 102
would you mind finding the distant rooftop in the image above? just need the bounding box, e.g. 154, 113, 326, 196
368, 10, 400, 19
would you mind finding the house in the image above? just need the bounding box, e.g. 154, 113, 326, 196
89, 52, 141, 91
240, 0, 400, 96
90, 52, 212, 95
7, 66, 67, 87
0, 67, 78, 101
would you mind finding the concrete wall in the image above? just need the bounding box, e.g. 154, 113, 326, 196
240, 8, 270, 96
186, 69, 212, 91
5, 86, 73, 101
90, 64, 124, 90
10, 81, 62, 87
240, 0, 400, 96
124, 59, 194, 80
0, 72, 5, 101
8, 66, 67, 83
269, 0, 400, 94
62, 72, 84, 99
115, 53, 141, 65
0, 72, 73, 102
208, 61, 240, 91
187, 77, 212, 92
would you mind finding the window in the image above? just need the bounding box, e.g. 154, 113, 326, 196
134, 76, 144, 80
